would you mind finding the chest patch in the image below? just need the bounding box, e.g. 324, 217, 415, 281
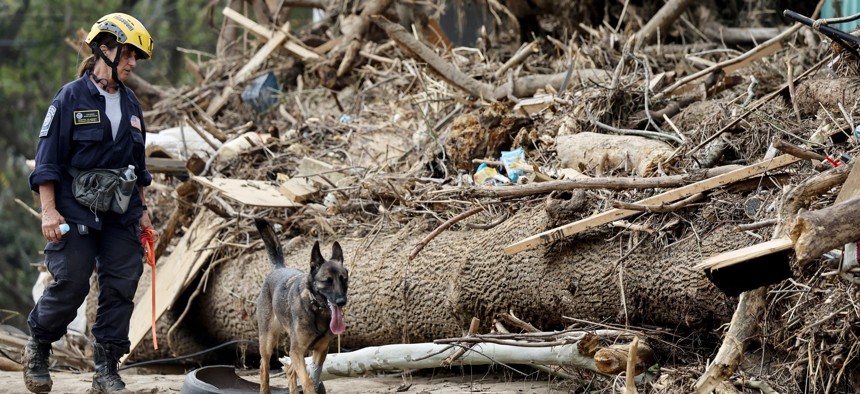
39, 105, 56, 138
73, 110, 101, 125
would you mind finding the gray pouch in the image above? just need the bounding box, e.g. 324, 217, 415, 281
70, 168, 122, 214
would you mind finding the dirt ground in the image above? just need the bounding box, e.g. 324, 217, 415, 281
0, 368, 572, 393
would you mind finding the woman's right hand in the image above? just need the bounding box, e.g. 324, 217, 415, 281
41, 207, 66, 243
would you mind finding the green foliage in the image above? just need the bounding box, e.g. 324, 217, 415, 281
0, 0, 220, 331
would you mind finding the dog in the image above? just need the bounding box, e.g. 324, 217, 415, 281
254, 218, 349, 394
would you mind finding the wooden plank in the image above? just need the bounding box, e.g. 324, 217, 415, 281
723, 41, 782, 75
222, 7, 321, 61
504, 154, 800, 255
835, 163, 860, 204
513, 94, 554, 116
123, 211, 224, 363
192, 175, 300, 207
207, 19, 290, 116
298, 157, 345, 187
693, 238, 793, 270
277, 173, 318, 203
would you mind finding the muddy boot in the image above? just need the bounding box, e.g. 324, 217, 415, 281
91, 343, 131, 394
22, 337, 52, 393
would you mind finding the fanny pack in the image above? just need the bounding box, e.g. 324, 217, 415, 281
68, 167, 137, 215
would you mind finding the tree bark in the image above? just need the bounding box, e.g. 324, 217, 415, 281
795, 78, 860, 117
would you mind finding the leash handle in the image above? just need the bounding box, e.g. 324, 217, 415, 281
141, 227, 159, 350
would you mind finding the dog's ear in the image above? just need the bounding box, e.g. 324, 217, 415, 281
311, 241, 324, 271
330, 241, 344, 265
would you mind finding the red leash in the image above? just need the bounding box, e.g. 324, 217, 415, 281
141, 227, 159, 349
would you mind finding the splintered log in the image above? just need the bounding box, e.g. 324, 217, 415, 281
790, 196, 860, 264
593, 341, 655, 375
167, 204, 756, 361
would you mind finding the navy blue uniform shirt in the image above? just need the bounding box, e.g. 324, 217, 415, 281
29, 70, 152, 230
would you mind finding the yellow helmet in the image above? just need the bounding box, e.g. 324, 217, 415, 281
85, 13, 153, 59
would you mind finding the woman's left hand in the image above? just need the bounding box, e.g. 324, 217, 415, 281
140, 209, 153, 229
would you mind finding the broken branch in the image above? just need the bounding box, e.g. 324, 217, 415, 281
772, 138, 826, 161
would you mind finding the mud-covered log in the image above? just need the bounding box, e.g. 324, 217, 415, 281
556, 133, 675, 177
188, 205, 754, 355
794, 77, 860, 117
790, 196, 860, 264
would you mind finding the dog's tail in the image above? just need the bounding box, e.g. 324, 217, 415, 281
254, 218, 285, 269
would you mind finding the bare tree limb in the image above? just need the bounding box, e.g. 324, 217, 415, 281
635, 0, 695, 47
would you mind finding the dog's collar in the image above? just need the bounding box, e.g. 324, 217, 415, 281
308, 290, 327, 310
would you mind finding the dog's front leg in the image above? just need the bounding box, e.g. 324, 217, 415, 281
291, 348, 316, 394
310, 338, 331, 387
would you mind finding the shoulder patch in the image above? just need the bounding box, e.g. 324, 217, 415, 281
130, 115, 141, 131
39, 105, 56, 138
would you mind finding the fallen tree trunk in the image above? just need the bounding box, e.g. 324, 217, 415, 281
177, 204, 755, 357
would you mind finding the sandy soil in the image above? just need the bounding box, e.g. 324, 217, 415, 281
0, 368, 570, 393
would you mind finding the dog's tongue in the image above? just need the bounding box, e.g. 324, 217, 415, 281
329, 303, 345, 335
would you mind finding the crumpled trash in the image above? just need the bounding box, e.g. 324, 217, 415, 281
500, 147, 527, 183
473, 163, 511, 186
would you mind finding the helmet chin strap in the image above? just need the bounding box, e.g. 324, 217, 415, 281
91, 43, 123, 91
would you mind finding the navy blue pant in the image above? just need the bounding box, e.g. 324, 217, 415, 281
28, 221, 143, 355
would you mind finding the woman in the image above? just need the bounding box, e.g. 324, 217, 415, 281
24, 13, 154, 394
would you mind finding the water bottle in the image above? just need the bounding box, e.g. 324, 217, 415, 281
120, 165, 136, 196
59, 223, 70, 235
111, 165, 137, 214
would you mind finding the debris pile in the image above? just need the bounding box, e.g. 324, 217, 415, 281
7, 0, 860, 392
